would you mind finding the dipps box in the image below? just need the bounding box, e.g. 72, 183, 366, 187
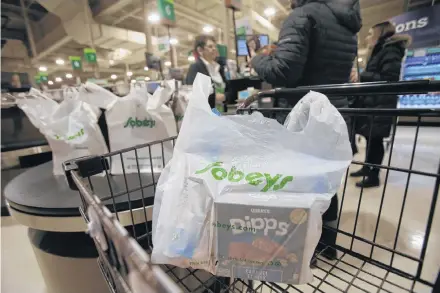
214, 194, 316, 284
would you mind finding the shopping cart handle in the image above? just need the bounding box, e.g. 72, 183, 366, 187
63, 156, 109, 191
238, 89, 277, 109
256, 80, 440, 100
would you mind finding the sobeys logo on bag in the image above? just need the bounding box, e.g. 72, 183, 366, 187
54, 128, 85, 141
123, 117, 156, 128
195, 162, 293, 192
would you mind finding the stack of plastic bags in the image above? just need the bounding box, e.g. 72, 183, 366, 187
152, 74, 352, 285
18, 81, 178, 176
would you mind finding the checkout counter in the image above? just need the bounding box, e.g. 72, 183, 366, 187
1, 103, 51, 216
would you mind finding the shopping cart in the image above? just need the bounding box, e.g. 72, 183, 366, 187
64, 80, 440, 293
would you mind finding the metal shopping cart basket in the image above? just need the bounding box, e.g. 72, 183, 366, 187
64, 80, 440, 293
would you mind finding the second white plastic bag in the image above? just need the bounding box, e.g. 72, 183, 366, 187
152, 74, 352, 284
17, 89, 108, 175
80, 82, 177, 174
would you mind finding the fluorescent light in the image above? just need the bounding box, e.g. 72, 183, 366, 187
169, 38, 178, 45
65, 73, 73, 79
148, 13, 160, 24
38, 66, 47, 72
203, 25, 213, 33
145, 77, 151, 81
126, 71, 133, 77
55, 77, 62, 82
144, 66, 149, 71
109, 48, 132, 61
55, 59, 65, 65
164, 61, 172, 67
109, 60, 114, 65
264, 7, 276, 17
111, 74, 117, 80
48, 80, 54, 85
131, 79, 136, 83
188, 55, 195, 62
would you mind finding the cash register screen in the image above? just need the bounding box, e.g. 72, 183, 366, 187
237, 35, 269, 56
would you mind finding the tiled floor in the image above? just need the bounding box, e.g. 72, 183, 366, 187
1, 217, 46, 293
1, 126, 439, 293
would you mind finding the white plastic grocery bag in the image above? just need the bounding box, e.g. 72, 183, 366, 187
171, 85, 192, 131
152, 74, 352, 284
82, 82, 177, 174
17, 89, 108, 175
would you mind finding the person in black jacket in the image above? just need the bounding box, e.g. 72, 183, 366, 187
250, 0, 361, 262
185, 35, 226, 109
350, 21, 411, 188
251, 0, 361, 111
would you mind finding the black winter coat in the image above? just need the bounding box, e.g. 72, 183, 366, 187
356, 35, 410, 138
252, 0, 361, 111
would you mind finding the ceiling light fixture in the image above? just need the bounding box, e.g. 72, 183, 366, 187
109, 60, 115, 65
109, 48, 132, 61
358, 57, 363, 62
126, 71, 133, 77
55, 77, 62, 82
164, 61, 172, 67
203, 25, 213, 33
144, 66, 149, 71
65, 73, 73, 79
48, 80, 54, 85
145, 77, 151, 81
148, 13, 160, 24
264, 7, 276, 17
111, 74, 117, 80
169, 38, 178, 45
188, 55, 195, 62
131, 79, 136, 84
55, 59, 65, 65
39, 66, 47, 72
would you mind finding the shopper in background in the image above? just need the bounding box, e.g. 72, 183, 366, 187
251, 0, 361, 110
350, 21, 411, 188
246, 35, 260, 71
248, 0, 361, 261
185, 35, 226, 109
10, 73, 22, 89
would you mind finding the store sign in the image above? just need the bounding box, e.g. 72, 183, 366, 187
217, 44, 228, 58
390, 5, 440, 48
69, 56, 82, 70
84, 48, 97, 63
235, 17, 252, 36
39, 72, 48, 82
35, 75, 41, 84
157, 36, 170, 53
224, 0, 242, 10
157, 0, 176, 26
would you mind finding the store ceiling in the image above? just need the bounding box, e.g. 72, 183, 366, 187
1, 0, 438, 83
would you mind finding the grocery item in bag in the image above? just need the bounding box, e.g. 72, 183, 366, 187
17, 89, 108, 175
152, 74, 352, 284
86, 82, 177, 174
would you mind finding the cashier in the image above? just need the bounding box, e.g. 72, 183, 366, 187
185, 35, 226, 109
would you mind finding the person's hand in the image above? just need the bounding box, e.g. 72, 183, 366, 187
216, 93, 225, 103
257, 44, 277, 56
350, 69, 359, 83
